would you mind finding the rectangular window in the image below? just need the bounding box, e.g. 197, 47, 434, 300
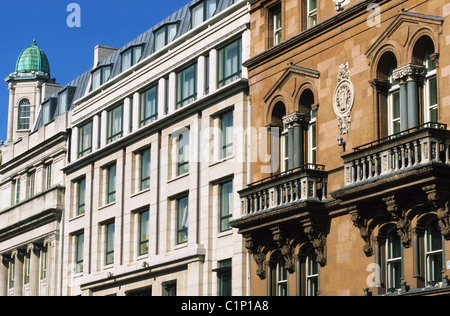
8, 260, 14, 289
107, 104, 124, 144
272, 4, 282, 46
217, 259, 232, 296
307, 0, 317, 28
91, 66, 112, 91
40, 248, 47, 280
121, 46, 143, 72
106, 164, 117, 204
140, 149, 151, 191
42, 101, 51, 125
75, 232, 84, 274
177, 196, 189, 245
77, 178, 86, 216
387, 231, 402, 289
308, 110, 317, 164
162, 281, 177, 296
164, 77, 170, 115
28, 171, 35, 198
176, 132, 190, 176
191, 0, 217, 29
205, 55, 210, 94
58, 90, 68, 115
78, 121, 93, 158
140, 85, 158, 127
15, 178, 21, 205
105, 222, 115, 266
154, 24, 178, 52
218, 39, 242, 88
388, 75, 401, 136
176, 63, 197, 109
45, 164, 52, 190
24, 253, 30, 284
219, 180, 233, 232
139, 210, 149, 256
220, 112, 233, 159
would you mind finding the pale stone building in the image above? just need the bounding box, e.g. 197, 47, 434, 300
0, 0, 251, 296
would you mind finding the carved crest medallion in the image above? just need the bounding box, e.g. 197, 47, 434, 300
333, 62, 354, 135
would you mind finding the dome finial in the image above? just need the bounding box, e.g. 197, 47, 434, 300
33, 39, 36, 45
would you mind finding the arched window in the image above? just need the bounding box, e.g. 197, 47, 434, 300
374, 51, 398, 138
276, 255, 288, 296
423, 48, 437, 124
412, 35, 438, 126
299, 88, 316, 164
306, 248, 319, 296
425, 219, 443, 285
18, 98, 31, 130
386, 226, 402, 290
270, 101, 287, 174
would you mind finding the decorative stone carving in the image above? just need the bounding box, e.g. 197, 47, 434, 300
333, 62, 354, 135
282, 111, 310, 128
392, 63, 426, 81
383, 195, 411, 248
271, 226, 296, 273
350, 207, 373, 257
244, 234, 268, 280
423, 185, 450, 240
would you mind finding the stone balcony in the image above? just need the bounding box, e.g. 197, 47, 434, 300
239, 164, 328, 216
342, 123, 450, 187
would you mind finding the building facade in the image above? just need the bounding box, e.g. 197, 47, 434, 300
0, 0, 251, 296
231, 0, 450, 296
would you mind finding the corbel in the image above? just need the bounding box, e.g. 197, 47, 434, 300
271, 226, 296, 273
383, 195, 411, 248
423, 184, 450, 240
244, 234, 268, 280
301, 218, 327, 266
349, 206, 374, 257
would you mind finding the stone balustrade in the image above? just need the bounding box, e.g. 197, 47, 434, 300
343, 123, 450, 186
239, 164, 328, 216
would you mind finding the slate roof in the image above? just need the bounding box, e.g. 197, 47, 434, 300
33, 0, 238, 131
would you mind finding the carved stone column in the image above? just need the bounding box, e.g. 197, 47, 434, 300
0, 255, 8, 296
282, 111, 310, 170
11, 249, 25, 296
393, 63, 427, 130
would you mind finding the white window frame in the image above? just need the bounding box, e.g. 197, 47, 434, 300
307, 0, 317, 29
423, 50, 438, 124
308, 109, 317, 165
388, 69, 400, 136
386, 227, 402, 290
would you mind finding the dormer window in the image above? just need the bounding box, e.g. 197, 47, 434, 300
121, 45, 143, 72
191, 0, 217, 29
91, 65, 112, 91
154, 23, 178, 52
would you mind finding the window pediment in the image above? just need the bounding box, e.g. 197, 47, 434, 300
263, 65, 320, 104
365, 11, 444, 66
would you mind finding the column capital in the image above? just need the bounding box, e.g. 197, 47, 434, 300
282, 111, 310, 128
392, 63, 426, 81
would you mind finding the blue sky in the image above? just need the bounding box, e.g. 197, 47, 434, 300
0, 0, 189, 142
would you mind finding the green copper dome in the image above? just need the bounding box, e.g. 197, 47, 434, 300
15, 41, 50, 75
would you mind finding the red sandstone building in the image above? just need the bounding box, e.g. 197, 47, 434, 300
231, 0, 450, 296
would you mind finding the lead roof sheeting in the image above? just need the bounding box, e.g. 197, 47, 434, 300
34, 0, 237, 132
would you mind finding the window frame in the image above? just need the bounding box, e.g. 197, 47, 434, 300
18, 99, 31, 130
105, 221, 115, 266
425, 219, 444, 285
271, 3, 282, 46
138, 210, 150, 256
388, 67, 401, 136
217, 38, 242, 88
76, 177, 86, 216
140, 85, 159, 127
191, 0, 218, 29
219, 180, 233, 232
153, 23, 178, 52
423, 50, 438, 124
91, 65, 112, 91
121, 45, 143, 72
176, 196, 189, 245
307, 0, 317, 28
220, 111, 234, 159
75, 232, 84, 274
106, 164, 117, 205
176, 63, 198, 109
78, 120, 93, 158
276, 255, 288, 296
107, 104, 124, 144
308, 109, 317, 164
176, 132, 190, 177
386, 227, 403, 290
140, 148, 151, 191
216, 259, 232, 296
306, 248, 319, 296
